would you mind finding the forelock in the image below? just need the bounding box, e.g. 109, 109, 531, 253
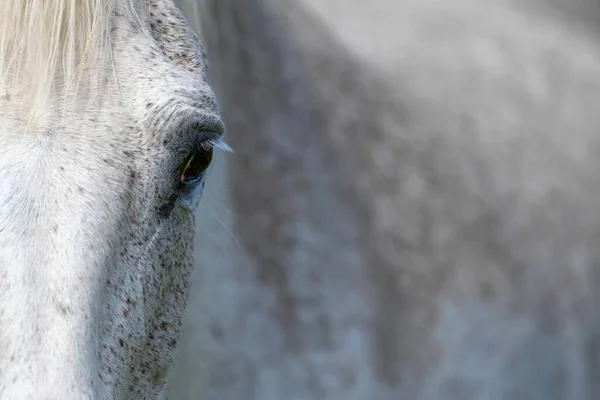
0, 0, 129, 125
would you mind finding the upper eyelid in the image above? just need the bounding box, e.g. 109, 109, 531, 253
192, 113, 225, 135
186, 113, 231, 152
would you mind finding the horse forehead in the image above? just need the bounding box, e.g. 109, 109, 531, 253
77, 0, 220, 144
150, 0, 207, 69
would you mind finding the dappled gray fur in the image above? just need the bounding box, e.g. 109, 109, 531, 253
0, 1, 224, 398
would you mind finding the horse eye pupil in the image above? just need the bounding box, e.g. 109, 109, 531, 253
181, 147, 213, 182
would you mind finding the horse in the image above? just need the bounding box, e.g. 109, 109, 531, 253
3, 0, 600, 399
169, 0, 600, 399
0, 0, 230, 398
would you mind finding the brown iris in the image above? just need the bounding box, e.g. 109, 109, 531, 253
181, 146, 213, 183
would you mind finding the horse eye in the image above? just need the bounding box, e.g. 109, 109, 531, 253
181, 146, 213, 183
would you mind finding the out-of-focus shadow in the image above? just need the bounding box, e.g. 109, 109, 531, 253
172, 1, 600, 399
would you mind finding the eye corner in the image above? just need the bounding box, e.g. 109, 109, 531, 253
180, 171, 206, 185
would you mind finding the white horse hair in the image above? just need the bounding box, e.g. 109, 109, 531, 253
0, 0, 227, 398
0, 0, 115, 125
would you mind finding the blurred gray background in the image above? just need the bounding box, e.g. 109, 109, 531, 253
168, 1, 600, 399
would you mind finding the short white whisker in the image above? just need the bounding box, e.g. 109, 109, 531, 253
199, 201, 241, 252
203, 193, 240, 217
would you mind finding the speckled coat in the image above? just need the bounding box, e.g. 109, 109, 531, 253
0, 1, 223, 398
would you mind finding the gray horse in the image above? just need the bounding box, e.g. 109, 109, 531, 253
172, 0, 600, 399
0, 0, 228, 398
1, 0, 599, 398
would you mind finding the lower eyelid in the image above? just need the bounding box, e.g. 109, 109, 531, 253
180, 172, 206, 186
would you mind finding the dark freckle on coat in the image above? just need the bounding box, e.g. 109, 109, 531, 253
157, 192, 178, 219
58, 304, 71, 315
128, 169, 137, 186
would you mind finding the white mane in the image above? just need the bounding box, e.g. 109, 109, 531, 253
0, 0, 116, 123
